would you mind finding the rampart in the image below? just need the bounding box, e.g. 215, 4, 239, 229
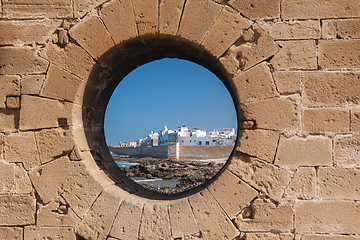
0, 0, 360, 239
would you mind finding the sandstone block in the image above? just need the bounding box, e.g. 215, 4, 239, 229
295, 201, 360, 234
336, 19, 360, 39
14, 164, 33, 194
189, 189, 239, 240
0, 134, 3, 160
76, 185, 128, 240
271, 40, 317, 70
0, 20, 60, 45
44, 41, 95, 80
351, 110, 360, 132
74, 0, 108, 17
319, 40, 360, 69
69, 15, 114, 59
5, 96, 20, 109
237, 130, 280, 163
202, 7, 250, 58
229, 0, 280, 19
4, 132, 40, 170
2, 4, 72, 19
269, 20, 320, 40
0, 195, 36, 225
303, 72, 360, 107
322, 20, 337, 39
282, 0, 360, 19
132, 0, 158, 35
275, 136, 332, 168
208, 170, 258, 219
301, 235, 360, 240
228, 154, 292, 200
159, 0, 185, 35
24, 227, 75, 240
220, 25, 279, 72
0, 47, 48, 75
334, 134, 360, 168
3, 0, 69, 5
0, 162, 15, 194
286, 167, 316, 199
0, 75, 20, 109
178, 0, 222, 43
29, 156, 70, 204
243, 97, 300, 131
319, 168, 360, 200
100, 0, 137, 44
234, 63, 278, 103
169, 198, 199, 239
237, 198, 293, 231
244, 233, 294, 240
37, 197, 80, 227
110, 195, 145, 240
0, 109, 19, 131
272, 71, 302, 95
41, 64, 85, 104
0, 227, 22, 240
21, 75, 45, 95
304, 109, 350, 133
139, 200, 171, 240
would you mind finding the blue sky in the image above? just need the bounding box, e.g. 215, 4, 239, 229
104, 58, 237, 146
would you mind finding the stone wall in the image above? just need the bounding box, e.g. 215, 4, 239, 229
179, 145, 234, 160
0, 0, 360, 239
110, 146, 169, 159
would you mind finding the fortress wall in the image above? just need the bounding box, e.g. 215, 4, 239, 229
179, 145, 234, 160
109, 146, 169, 159
0, 0, 360, 239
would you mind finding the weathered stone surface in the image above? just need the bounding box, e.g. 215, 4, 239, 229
334, 134, 360, 168
100, 0, 137, 44
178, 0, 222, 43
0, 75, 20, 109
220, 25, 279, 73
76, 185, 127, 240
159, 0, 185, 35
6, 96, 20, 109
21, 75, 45, 95
351, 110, 360, 132
275, 136, 332, 168
303, 72, 360, 107
229, 0, 280, 19
237, 130, 280, 162
35, 128, 74, 164
282, 0, 360, 19
0, 162, 15, 194
69, 15, 114, 59
319, 168, 360, 200
229, 154, 292, 200
74, 0, 108, 17
132, 0, 158, 35
0, 20, 60, 44
189, 189, 238, 240
304, 109, 350, 133
29, 156, 70, 204
110, 194, 145, 240
243, 97, 300, 131
169, 198, 199, 239
286, 167, 316, 199
208, 169, 258, 219
37, 197, 79, 227
295, 201, 360, 234
322, 20, 337, 39
0, 227, 22, 240
2, 3, 72, 18
272, 71, 302, 95
24, 226, 76, 240
269, 20, 320, 40
202, 7, 250, 58
41, 64, 85, 104
0, 109, 19, 131
139, 200, 171, 240
319, 40, 360, 69
234, 63, 278, 103
244, 233, 294, 240
44, 41, 95, 80
0, 47, 48, 75
236, 198, 293, 231
271, 41, 317, 70
336, 19, 360, 39
301, 235, 360, 240
0, 195, 36, 225
15, 164, 33, 194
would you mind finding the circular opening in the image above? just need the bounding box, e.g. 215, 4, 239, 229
104, 58, 237, 194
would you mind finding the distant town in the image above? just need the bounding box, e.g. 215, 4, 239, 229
116, 125, 236, 148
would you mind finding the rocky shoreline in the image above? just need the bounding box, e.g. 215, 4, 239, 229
112, 154, 226, 194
